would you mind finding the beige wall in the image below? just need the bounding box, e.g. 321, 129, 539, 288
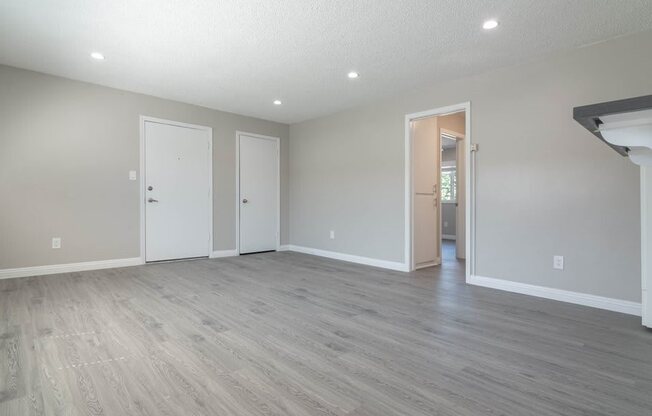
289, 30, 652, 302
438, 112, 465, 136
0, 65, 289, 268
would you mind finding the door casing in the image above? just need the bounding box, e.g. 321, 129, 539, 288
405, 102, 474, 278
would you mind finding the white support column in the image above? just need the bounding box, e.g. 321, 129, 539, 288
641, 167, 652, 327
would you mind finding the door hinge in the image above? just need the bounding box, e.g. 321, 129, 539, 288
470, 143, 479, 152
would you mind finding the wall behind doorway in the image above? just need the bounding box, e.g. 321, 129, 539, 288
442, 204, 456, 237
441, 148, 457, 238
439, 111, 466, 255
441, 146, 458, 238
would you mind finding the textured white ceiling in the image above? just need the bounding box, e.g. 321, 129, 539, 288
1, 1, 652, 124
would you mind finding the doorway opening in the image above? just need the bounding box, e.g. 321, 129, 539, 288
404, 103, 474, 278
440, 125, 465, 264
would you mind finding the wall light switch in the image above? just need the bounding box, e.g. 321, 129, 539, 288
129, 170, 137, 181
553, 255, 564, 270
52, 237, 61, 249
329, 230, 335, 239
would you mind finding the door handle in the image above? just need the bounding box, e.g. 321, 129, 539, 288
242, 198, 248, 204
148, 198, 159, 203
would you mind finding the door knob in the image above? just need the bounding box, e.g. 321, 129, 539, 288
148, 198, 159, 203
242, 198, 248, 204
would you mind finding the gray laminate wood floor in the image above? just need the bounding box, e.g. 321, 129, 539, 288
1, 250, 651, 415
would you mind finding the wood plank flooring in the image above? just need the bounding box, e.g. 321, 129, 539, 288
1, 247, 651, 415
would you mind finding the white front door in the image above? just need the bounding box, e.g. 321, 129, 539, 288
145, 120, 211, 262
239, 134, 279, 254
412, 117, 441, 269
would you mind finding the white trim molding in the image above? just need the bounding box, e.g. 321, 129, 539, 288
209, 249, 239, 259
0, 258, 143, 280
278, 245, 291, 251
467, 275, 642, 316
284, 245, 409, 272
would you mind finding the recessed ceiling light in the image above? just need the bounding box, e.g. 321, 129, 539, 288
483, 20, 499, 30
273, 99, 282, 105
347, 71, 359, 79
90, 52, 105, 60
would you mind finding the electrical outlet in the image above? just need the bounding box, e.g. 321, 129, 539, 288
129, 170, 137, 181
52, 237, 61, 249
329, 230, 335, 240
553, 255, 564, 270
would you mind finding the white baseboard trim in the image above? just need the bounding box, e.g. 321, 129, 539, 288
284, 245, 409, 272
278, 245, 291, 251
442, 234, 456, 240
467, 275, 642, 316
0, 257, 143, 280
209, 249, 239, 258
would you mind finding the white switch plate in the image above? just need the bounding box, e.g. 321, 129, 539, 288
52, 237, 61, 249
129, 170, 137, 181
553, 255, 564, 270
329, 230, 335, 239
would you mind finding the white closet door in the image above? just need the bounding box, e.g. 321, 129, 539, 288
412, 117, 441, 268
239, 134, 279, 254
145, 121, 211, 262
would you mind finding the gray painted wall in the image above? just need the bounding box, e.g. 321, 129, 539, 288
0, 65, 289, 268
442, 203, 456, 236
442, 148, 456, 162
289, 30, 652, 302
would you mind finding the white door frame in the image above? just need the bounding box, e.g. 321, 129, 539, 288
235, 131, 281, 254
404, 102, 475, 279
139, 116, 213, 263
